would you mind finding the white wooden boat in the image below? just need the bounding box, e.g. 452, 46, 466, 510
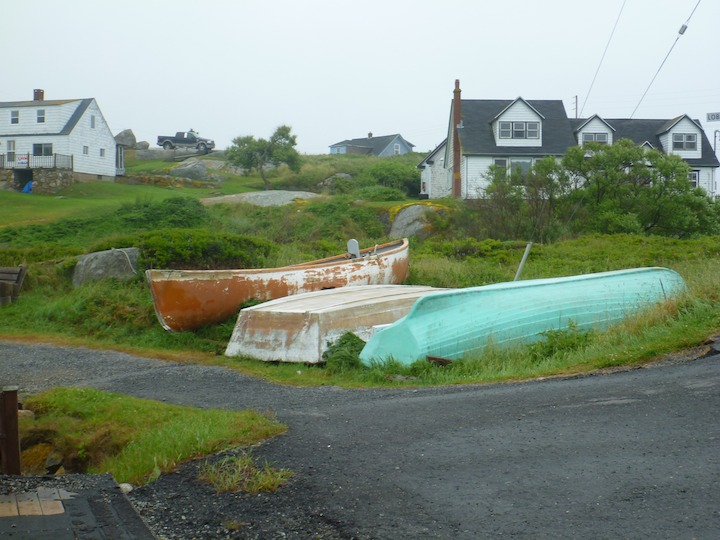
225, 285, 443, 363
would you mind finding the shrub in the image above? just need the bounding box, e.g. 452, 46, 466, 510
137, 229, 276, 270
356, 161, 420, 197
322, 332, 366, 374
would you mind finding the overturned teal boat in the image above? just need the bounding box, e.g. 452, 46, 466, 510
359, 267, 686, 366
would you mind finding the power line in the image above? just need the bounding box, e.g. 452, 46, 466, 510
630, 0, 702, 118
580, 0, 627, 117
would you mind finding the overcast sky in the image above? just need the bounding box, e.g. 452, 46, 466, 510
3, 0, 718, 155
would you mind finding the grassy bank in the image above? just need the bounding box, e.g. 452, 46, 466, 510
20, 387, 286, 486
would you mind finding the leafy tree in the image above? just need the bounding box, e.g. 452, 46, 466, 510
225, 125, 301, 190
561, 138, 718, 237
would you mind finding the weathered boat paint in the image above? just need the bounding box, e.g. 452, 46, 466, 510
225, 285, 444, 363
146, 238, 410, 332
359, 267, 686, 366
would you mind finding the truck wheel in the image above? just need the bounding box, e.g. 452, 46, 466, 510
163, 141, 173, 150
199, 143, 207, 154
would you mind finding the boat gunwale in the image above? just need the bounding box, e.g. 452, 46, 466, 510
145, 238, 409, 280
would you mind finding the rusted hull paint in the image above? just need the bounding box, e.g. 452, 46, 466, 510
225, 285, 443, 363
146, 239, 410, 332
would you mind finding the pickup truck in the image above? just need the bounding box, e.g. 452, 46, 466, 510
157, 131, 215, 153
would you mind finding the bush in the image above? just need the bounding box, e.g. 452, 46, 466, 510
322, 332, 366, 374
137, 229, 276, 270
356, 161, 420, 197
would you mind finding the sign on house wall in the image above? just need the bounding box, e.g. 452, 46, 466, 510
707, 112, 720, 122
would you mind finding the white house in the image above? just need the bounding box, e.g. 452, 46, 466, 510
419, 80, 720, 200
0, 89, 123, 193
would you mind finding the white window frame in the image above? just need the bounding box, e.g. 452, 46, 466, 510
688, 170, 699, 187
33, 143, 52, 156
99, 148, 105, 157
83, 146, 89, 155
7, 140, 15, 161
672, 133, 697, 151
10, 111, 19, 124
499, 121, 540, 140
394, 143, 400, 155
37, 109, 45, 123
582, 132, 608, 144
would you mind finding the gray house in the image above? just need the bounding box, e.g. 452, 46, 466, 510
330, 133, 414, 156
420, 80, 719, 199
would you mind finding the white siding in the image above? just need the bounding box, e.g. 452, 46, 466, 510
659, 117, 702, 160
67, 100, 117, 177
577, 118, 614, 146
693, 166, 716, 196
491, 100, 543, 148
464, 156, 494, 197
419, 142, 452, 199
0, 100, 81, 137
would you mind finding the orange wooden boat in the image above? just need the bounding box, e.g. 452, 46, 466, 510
146, 238, 410, 332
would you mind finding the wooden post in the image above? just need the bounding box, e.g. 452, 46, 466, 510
0, 386, 21, 475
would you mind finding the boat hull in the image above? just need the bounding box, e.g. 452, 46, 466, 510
225, 285, 443, 363
359, 267, 686, 366
146, 239, 409, 332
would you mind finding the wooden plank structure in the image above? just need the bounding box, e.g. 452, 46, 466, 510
0, 265, 28, 306
0, 487, 74, 517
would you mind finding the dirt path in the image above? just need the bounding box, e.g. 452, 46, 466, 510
1, 340, 718, 539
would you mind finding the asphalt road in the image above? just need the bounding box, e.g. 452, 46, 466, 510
1, 341, 718, 539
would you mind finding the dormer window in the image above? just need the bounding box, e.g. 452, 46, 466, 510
499, 121, 539, 139
672, 133, 696, 151
582, 132, 608, 144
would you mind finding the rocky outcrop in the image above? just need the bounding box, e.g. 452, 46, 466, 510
389, 204, 442, 239
115, 129, 137, 148
72, 248, 139, 287
169, 159, 208, 180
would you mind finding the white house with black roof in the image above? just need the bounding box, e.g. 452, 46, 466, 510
419, 80, 719, 200
0, 89, 122, 193
329, 133, 414, 156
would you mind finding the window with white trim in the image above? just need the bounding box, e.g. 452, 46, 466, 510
394, 143, 400, 155
672, 133, 697, 151
99, 148, 105, 157
10, 111, 19, 124
37, 109, 45, 123
499, 121, 539, 139
509, 157, 533, 176
7, 140, 15, 162
493, 158, 507, 177
32, 143, 52, 156
688, 170, 699, 187
83, 146, 89, 155
582, 132, 608, 144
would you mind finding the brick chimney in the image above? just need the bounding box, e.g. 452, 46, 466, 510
33, 89, 44, 101
452, 79, 462, 198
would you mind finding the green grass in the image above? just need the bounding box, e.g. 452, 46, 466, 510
20, 387, 286, 485
199, 452, 294, 494
1, 155, 718, 388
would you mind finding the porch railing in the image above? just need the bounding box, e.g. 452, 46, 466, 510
0, 153, 73, 170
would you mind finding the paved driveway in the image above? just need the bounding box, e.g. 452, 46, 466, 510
1, 341, 718, 538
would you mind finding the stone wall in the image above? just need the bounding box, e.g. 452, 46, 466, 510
0, 169, 75, 194
31, 169, 75, 194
